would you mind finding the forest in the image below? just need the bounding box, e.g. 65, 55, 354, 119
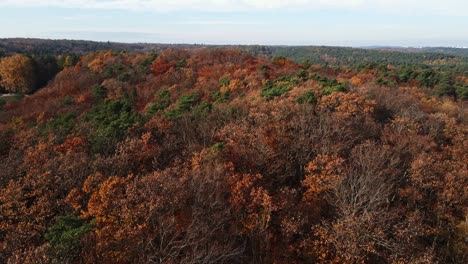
0, 41, 467, 263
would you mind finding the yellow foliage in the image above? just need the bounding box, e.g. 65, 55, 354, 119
87, 51, 114, 73
0, 54, 36, 94
318, 92, 376, 118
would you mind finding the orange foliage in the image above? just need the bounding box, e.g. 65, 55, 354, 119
87, 51, 114, 73
230, 173, 274, 234
318, 92, 376, 118
0, 48, 466, 263
302, 155, 344, 207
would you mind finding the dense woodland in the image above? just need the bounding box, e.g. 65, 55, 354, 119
0, 40, 467, 263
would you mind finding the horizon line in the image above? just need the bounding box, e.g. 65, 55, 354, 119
1, 37, 468, 50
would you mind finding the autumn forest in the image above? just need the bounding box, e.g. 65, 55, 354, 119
0, 39, 467, 263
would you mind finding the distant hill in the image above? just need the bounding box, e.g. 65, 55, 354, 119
0, 38, 201, 56
1, 38, 468, 69
365, 46, 468, 57
235, 45, 468, 67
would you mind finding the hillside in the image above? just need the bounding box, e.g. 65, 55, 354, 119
367, 46, 468, 57
0, 38, 200, 56
0, 48, 467, 263
2, 38, 468, 70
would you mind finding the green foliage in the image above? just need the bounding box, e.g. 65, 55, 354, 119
210, 90, 230, 103
417, 69, 439, 87
261, 75, 299, 100
301, 59, 312, 69
103, 64, 124, 78
175, 59, 187, 70
57, 54, 80, 69
258, 65, 268, 77
219, 77, 230, 88
84, 99, 139, 153
62, 97, 74, 106
310, 74, 349, 95
276, 75, 300, 85
243, 45, 468, 71
397, 66, 416, 83
0, 98, 5, 110
375, 77, 397, 88
140, 52, 158, 68
176, 93, 199, 112
165, 93, 201, 119
297, 91, 317, 104
435, 83, 456, 97
45, 214, 94, 262
129, 88, 138, 104
320, 83, 348, 95
210, 91, 220, 101
312, 74, 340, 87
117, 72, 131, 82
261, 81, 291, 99
44, 112, 76, 140
33, 55, 60, 91
297, 70, 308, 80
147, 90, 171, 115
192, 102, 213, 117
455, 85, 468, 99
92, 84, 107, 100
211, 142, 225, 150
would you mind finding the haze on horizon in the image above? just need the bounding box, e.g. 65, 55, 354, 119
0, 0, 467, 47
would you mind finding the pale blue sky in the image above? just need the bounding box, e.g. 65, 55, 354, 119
0, 0, 467, 47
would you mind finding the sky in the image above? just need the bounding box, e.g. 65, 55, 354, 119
0, 0, 467, 47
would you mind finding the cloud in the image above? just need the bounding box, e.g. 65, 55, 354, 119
0, 0, 467, 15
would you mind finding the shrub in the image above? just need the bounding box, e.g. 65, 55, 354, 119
297, 91, 317, 104
140, 52, 158, 68
455, 85, 468, 99
301, 59, 312, 69
84, 99, 139, 153
92, 84, 107, 100
297, 70, 308, 80
435, 83, 456, 97
175, 59, 187, 70
43, 112, 77, 141
147, 90, 171, 115
103, 64, 124, 78
45, 214, 94, 263
212, 142, 225, 149
320, 83, 348, 95
117, 72, 131, 82
192, 102, 213, 117
62, 97, 74, 106
261, 75, 298, 100
176, 93, 199, 112
165, 93, 201, 119
219, 77, 230, 88
261, 81, 291, 100
211, 90, 230, 103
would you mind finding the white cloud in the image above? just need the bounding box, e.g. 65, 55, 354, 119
0, 0, 466, 15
